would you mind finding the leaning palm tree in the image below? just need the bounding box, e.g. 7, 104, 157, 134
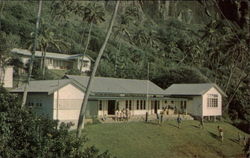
21, 0, 43, 107
76, 0, 120, 138
79, 2, 105, 73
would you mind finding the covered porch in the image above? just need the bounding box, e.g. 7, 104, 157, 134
92, 96, 190, 118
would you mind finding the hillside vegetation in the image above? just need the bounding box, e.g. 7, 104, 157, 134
0, 1, 249, 132
84, 121, 249, 158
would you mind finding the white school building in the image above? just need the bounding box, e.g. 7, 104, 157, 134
11, 48, 92, 73
11, 75, 227, 126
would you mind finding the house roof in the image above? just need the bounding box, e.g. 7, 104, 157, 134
11, 48, 92, 61
64, 75, 166, 95
10, 79, 84, 95
164, 83, 227, 97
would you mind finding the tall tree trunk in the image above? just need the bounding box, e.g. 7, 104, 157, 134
42, 47, 47, 79
114, 28, 125, 76
224, 64, 236, 93
76, 0, 120, 138
169, 0, 178, 17
0, 0, 5, 30
21, 0, 43, 107
80, 22, 93, 73
163, 1, 170, 20
115, 36, 122, 76
0, 66, 5, 86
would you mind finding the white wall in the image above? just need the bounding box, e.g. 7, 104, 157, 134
202, 87, 222, 116
186, 96, 202, 116
53, 83, 85, 122
0, 66, 13, 88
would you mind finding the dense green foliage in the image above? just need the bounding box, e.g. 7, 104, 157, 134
85, 121, 249, 158
0, 1, 249, 132
0, 87, 111, 157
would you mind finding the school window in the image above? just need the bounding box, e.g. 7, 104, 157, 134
157, 101, 160, 109
48, 58, 53, 65
54, 60, 58, 67
116, 102, 119, 110
126, 100, 128, 109
140, 100, 143, 109
137, 100, 139, 109
27, 102, 34, 107
27, 102, 32, 107
129, 100, 132, 110
207, 94, 218, 107
151, 101, 154, 109
171, 100, 174, 104
143, 100, 146, 110
83, 61, 88, 67
99, 101, 103, 110
36, 103, 42, 107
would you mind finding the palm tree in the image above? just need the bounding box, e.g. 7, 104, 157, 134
0, 0, 5, 30
79, 2, 105, 73
112, 14, 133, 75
21, 0, 43, 107
27, 23, 69, 78
76, 0, 120, 138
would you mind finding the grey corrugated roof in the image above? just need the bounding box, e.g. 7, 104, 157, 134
64, 75, 165, 95
165, 83, 227, 97
11, 79, 84, 95
11, 48, 91, 61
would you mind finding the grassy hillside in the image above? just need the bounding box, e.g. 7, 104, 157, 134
84, 121, 248, 158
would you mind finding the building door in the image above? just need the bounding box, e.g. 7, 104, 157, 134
108, 100, 116, 115
154, 100, 158, 114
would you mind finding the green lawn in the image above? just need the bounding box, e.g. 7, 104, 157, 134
84, 120, 248, 158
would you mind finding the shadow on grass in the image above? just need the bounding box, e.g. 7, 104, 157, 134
168, 123, 179, 128
145, 121, 160, 126
208, 131, 218, 140
191, 125, 200, 129
229, 138, 239, 144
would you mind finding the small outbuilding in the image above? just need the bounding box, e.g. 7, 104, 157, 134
164, 83, 227, 118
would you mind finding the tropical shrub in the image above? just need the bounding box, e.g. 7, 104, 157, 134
0, 87, 112, 158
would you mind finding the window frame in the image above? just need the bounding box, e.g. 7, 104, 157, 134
207, 94, 218, 108
99, 100, 103, 110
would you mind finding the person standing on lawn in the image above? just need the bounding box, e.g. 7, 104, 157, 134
217, 125, 224, 142
199, 116, 204, 129
177, 114, 182, 128
115, 108, 119, 121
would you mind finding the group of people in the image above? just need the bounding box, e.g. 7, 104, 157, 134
115, 108, 130, 121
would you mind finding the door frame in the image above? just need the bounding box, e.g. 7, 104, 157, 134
108, 100, 116, 115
